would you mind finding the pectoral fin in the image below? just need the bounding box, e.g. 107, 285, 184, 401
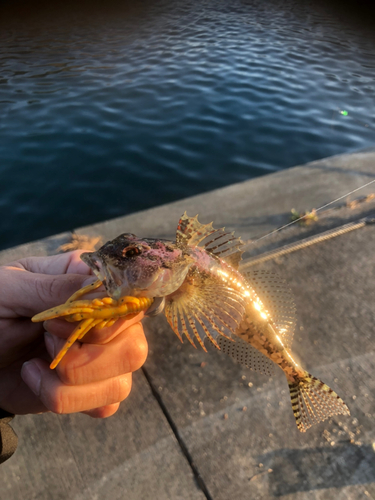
164, 268, 246, 349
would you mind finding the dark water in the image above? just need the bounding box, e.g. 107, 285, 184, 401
0, 0, 374, 251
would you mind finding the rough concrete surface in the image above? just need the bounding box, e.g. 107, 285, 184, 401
0, 149, 374, 499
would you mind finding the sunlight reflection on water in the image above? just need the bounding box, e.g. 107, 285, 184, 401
0, 0, 374, 249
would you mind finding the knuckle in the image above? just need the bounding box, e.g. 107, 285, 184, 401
84, 404, 119, 419
35, 276, 58, 303
129, 335, 148, 372
35, 275, 77, 306
59, 362, 80, 386
44, 387, 65, 414
112, 374, 132, 403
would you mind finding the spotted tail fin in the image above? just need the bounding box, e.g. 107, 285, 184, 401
288, 373, 350, 432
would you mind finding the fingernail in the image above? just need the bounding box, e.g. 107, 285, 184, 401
21, 362, 42, 396
44, 332, 54, 358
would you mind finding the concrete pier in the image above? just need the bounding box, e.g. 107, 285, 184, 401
1, 149, 374, 499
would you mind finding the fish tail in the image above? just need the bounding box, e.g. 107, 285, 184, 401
288, 372, 350, 432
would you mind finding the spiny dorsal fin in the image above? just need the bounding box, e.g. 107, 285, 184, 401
176, 213, 245, 269
242, 270, 297, 349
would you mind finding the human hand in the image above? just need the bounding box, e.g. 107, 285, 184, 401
0, 251, 148, 418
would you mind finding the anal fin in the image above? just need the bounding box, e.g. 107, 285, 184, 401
217, 335, 275, 376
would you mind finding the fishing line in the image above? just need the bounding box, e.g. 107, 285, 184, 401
247, 178, 375, 246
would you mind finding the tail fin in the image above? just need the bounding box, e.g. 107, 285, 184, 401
288, 373, 350, 432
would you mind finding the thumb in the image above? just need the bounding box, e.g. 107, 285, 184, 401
2, 267, 96, 318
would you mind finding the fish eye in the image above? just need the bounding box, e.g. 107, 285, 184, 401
123, 246, 142, 258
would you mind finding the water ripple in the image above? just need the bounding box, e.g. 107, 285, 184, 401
0, 0, 374, 249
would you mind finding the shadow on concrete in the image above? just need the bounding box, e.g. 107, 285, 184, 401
259, 442, 375, 497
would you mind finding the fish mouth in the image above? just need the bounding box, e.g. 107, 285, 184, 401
81, 251, 122, 298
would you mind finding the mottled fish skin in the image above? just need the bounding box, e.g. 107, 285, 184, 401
81, 214, 350, 432
81, 234, 194, 299
236, 302, 305, 383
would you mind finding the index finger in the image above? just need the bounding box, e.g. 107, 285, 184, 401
44, 312, 145, 345
10, 251, 92, 276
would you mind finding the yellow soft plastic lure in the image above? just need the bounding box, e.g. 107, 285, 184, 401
32, 279, 153, 369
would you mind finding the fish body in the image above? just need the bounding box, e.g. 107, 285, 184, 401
237, 301, 305, 384
81, 213, 350, 432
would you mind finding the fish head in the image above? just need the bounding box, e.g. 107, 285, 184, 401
81, 233, 194, 299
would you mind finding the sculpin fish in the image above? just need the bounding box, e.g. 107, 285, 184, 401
81, 213, 350, 432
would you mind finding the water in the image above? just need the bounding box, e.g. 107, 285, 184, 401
0, 0, 374, 251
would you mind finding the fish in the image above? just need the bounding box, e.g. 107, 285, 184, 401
81, 212, 350, 432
